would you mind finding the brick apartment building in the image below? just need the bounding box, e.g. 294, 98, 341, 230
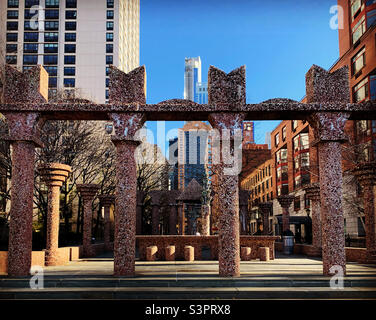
241, 0, 376, 239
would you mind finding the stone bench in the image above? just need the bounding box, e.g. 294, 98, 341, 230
241, 247, 252, 261
258, 247, 270, 261
184, 246, 194, 261
146, 246, 158, 261
165, 245, 175, 261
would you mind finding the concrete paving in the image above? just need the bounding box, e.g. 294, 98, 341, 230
1, 253, 376, 299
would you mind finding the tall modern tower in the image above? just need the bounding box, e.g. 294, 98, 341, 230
184, 56, 207, 104
0, 0, 140, 103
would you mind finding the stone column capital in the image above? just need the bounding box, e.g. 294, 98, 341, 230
2, 112, 45, 147
208, 112, 246, 133
353, 162, 376, 187
98, 195, 116, 207
304, 182, 321, 201
77, 184, 100, 201
258, 202, 273, 214
277, 195, 294, 209
307, 112, 350, 143
109, 112, 146, 140
38, 163, 71, 187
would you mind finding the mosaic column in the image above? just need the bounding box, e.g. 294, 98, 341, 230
136, 191, 143, 235
98, 195, 115, 251
77, 184, 99, 258
277, 196, 294, 233
201, 204, 211, 236
39, 163, 71, 266
207, 65, 246, 277
152, 205, 160, 235
259, 202, 273, 235
109, 112, 146, 276
169, 204, 178, 235
4, 112, 45, 276
306, 64, 350, 276
353, 162, 376, 262
304, 183, 322, 255
178, 202, 185, 235
2, 66, 48, 276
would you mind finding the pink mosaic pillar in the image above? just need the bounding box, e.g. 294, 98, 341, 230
208, 113, 245, 277
201, 204, 211, 236
2, 66, 48, 277
259, 202, 272, 235
306, 64, 350, 276
353, 162, 376, 262
77, 184, 99, 258
152, 204, 160, 235
98, 195, 115, 251
304, 183, 322, 255
277, 196, 294, 233
39, 163, 71, 266
207, 65, 246, 277
109, 113, 145, 276
4, 112, 45, 276
108, 65, 146, 276
136, 191, 143, 235
169, 205, 178, 235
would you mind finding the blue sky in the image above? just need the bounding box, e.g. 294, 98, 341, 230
140, 0, 340, 153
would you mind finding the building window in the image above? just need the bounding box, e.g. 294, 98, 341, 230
23, 43, 37, 53
66, 10, 77, 19
107, 10, 114, 19
7, 21, 18, 31
106, 44, 113, 53
44, 66, 57, 76
106, 78, 110, 88
24, 20, 38, 30
24, 9, 39, 19
64, 55, 76, 64
351, 0, 364, 22
275, 133, 280, 147
6, 55, 17, 64
6, 44, 18, 53
371, 74, 376, 100
106, 21, 114, 30
106, 55, 113, 64
65, 33, 76, 42
66, 0, 77, 8
65, 21, 76, 30
44, 43, 58, 53
64, 67, 75, 76
107, 0, 114, 8
45, 0, 59, 8
6, 33, 18, 42
106, 90, 109, 100
367, 9, 376, 28
64, 78, 75, 87
292, 120, 298, 131
352, 15, 366, 44
7, 0, 19, 8
352, 47, 365, 75
24, 32, 39, 42
294, 196, 301, 211
44, 55, 58, 65
25, 0, 39, 8
44, 32, 59, 42
282, 126, 286, 141
106, 67, 110, 76
45, 21, 59, 31
23, 55, 38, 65
64, 44, 76, 53
49, 77, 57, 88
353, 77, 369, 102
45, 9, 59, 19
8, 10, 19, 20
106, 32, 114, 41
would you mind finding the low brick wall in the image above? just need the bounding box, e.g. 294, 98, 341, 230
275, 242, 367, 262
136, 236, 280, 261
0, 251, 45, 274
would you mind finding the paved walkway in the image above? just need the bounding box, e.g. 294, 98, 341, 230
1, 253, 376, 299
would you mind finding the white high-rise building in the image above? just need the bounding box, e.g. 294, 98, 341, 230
0, 0, 140, 103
